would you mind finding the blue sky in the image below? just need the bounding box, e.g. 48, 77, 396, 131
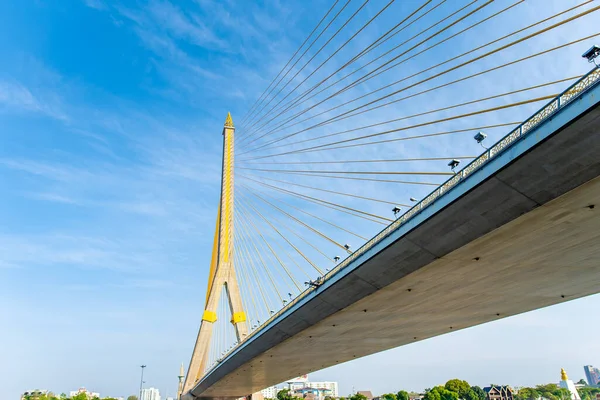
1, 0, 600, 399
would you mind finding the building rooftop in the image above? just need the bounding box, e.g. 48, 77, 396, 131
358, 391, 374, 400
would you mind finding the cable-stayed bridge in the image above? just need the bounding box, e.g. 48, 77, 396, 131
178, 1, 600, 399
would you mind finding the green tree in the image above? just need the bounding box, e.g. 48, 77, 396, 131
397, 391, 409, 400
471, 386, 487, 400
425, 387, 460, 400
72, 393, 88, 400
578, 380, 588, 386
559, 389, 571, 400
349, 394, 368, 400
516, 387, 539, 400
277, 389, 291, 400
277, 389, 301, 400
382, 393, 397, 400
59, 394, 67, 400
536, 384, 560, 393
532, 383, 569, 400
445, 380, 472, 399
424, 389, 441, 400
579, 387, 600, 400
127, 396, 139, 400
579, 389, 591, 400
463, 390, 480, 400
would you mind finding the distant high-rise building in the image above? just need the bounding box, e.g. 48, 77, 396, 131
262, 385, 279, 399
584, 366, 600, 387
141, 387, 161, 400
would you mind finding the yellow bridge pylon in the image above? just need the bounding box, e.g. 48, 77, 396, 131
183, 113, 248, 393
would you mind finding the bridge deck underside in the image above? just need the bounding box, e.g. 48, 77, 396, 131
193, 92, 600, 399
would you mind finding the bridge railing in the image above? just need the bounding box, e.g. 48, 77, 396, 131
202, 66, 600, 380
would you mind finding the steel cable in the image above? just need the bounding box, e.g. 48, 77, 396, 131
244, 97, 552, 160
244, 183, 369, 240
241, 0, 396, 137
247, 76, 579, 153
241, 0, 359, 131
237, 0, 341, 128
240, 0, 482, 143
242, 3, 598, 151
241, 0, 497, 144
241, 194, 324, 275
239, 0, 441, 143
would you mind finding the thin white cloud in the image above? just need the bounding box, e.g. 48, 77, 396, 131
0, 159, 84, 181
147, 0, 228, 50
27, 192, 82, 205
83, 0, 106, 10
0, 80, 68, 121
0, 233, 152, 273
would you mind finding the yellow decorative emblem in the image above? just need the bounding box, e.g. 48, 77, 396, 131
202, 310, 217, 323
231, 312, 246, 324
224, 112, 234, 128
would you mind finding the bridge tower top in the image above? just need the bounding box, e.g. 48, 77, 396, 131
224, 111, 234, 129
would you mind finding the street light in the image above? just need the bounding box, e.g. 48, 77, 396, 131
474, 131, 487, 144
474, 131, 488, 150
448, 159, 460, 173
582, 45, 600, 66
139, 365, 146, 400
